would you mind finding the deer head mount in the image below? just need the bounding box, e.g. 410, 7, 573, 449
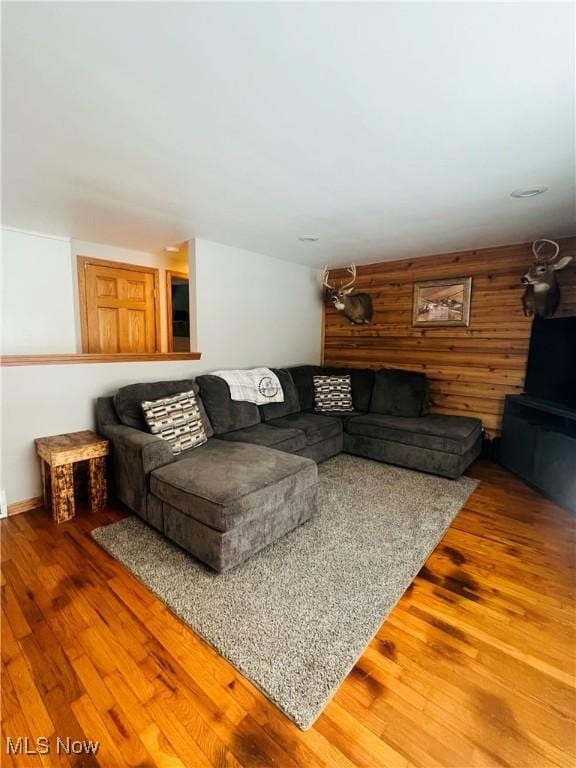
322, 264, 373, 325
521, 239, 573, 319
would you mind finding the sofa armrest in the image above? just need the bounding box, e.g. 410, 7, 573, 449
103, 424, 174, 473
101, 424, 174, 516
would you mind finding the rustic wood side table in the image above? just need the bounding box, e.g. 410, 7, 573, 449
35, 431, 109, 523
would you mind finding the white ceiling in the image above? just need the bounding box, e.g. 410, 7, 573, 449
3, 2, 575, 268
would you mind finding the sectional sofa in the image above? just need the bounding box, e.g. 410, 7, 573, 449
97, 366, 482, 572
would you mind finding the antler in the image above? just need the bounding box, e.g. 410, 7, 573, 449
533, 239, 560, 264
322, 263, 357, 292
340, 263, 357, 291
322, 266, 336, 290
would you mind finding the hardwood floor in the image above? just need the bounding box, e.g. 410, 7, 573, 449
1, 460, 575, 767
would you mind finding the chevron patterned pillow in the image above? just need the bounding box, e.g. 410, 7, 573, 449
142, 389, 207, 455
313, 375, 354, 413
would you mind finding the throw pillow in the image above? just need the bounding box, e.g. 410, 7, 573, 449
114, 379, 214, 437
313, 375, 354, 413
142, 390, 207, 455
324, 367, 375, 412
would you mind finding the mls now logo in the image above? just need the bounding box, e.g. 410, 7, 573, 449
6, 737, 100, 755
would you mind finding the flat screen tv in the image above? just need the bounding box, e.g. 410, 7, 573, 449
524, 316, 576, 409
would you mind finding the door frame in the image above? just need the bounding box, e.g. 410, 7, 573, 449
165, 270, 190, 352
77, 255, 161, 353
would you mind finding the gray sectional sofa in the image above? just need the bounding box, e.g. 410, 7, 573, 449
97, 366, 482, 572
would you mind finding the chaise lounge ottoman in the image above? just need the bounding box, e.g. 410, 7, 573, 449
148, 439, 318, 572
344, 413, 482, 479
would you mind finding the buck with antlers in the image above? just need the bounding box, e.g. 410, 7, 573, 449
521, 239, 573, 318
322, 264, 373, 324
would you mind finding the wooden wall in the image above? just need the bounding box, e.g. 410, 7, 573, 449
323, 237, 576, 437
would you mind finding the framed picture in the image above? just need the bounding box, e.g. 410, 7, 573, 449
412, 277, 472, 327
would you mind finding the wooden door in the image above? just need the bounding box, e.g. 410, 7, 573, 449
78, 257, 160, 353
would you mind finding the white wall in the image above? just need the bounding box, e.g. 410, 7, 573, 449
1, 360, 204, 504
1, 229, 77, 353
194, 238, 321, 369
1, 234, 321, 505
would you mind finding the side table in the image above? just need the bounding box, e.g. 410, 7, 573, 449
35, 430, 109, 523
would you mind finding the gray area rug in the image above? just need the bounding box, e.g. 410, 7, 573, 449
92, 454, 477, 729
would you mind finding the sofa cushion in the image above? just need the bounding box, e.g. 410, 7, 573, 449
288, 365, 375, 412
308, 409, 366, 426
196, 375, 261, 435
370, 369, 428, 417
286, 365, 323, 411
150, 439, 317, 532
259, 369, 301, 422
219, 423, 306, 453
114, 379, 214, 437
313, 375, 354, 413
268, 412, 342, 446
142, 390, 207, 455
346, 413, 482, 455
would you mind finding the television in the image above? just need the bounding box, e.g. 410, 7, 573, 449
524, 316, 576, 410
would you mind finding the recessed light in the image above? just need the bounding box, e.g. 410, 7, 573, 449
510, 186, 549, 198
299, 236, 319, 243
164, 246, 180, 252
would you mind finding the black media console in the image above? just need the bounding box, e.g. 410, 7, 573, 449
500, 395, 576, 514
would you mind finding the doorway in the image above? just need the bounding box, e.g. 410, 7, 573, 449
166, 270, 190, 352
77, 256, 161, 353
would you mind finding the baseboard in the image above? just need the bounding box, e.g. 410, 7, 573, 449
7, 496, 44, 516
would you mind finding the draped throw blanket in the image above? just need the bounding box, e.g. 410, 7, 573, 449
211, 368, 285, 405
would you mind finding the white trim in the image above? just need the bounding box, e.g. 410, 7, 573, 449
1, 225, 71, 243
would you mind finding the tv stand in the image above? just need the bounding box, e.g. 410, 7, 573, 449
500, 395, 576, 513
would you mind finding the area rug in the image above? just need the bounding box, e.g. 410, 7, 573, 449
92, 454, 477, 729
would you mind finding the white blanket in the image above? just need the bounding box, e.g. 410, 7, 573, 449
211, 367, 285, 405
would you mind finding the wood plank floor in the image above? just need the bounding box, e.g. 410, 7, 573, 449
1, 460, 575, 767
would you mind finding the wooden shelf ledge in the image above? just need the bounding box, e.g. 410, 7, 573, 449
0, 352, 202, 367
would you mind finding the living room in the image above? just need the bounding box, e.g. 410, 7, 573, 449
1, 2, 575, 767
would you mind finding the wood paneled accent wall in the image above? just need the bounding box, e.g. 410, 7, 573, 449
323, 238, 576, 437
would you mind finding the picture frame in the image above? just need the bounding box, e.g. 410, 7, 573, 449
412, 276, 472, 327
